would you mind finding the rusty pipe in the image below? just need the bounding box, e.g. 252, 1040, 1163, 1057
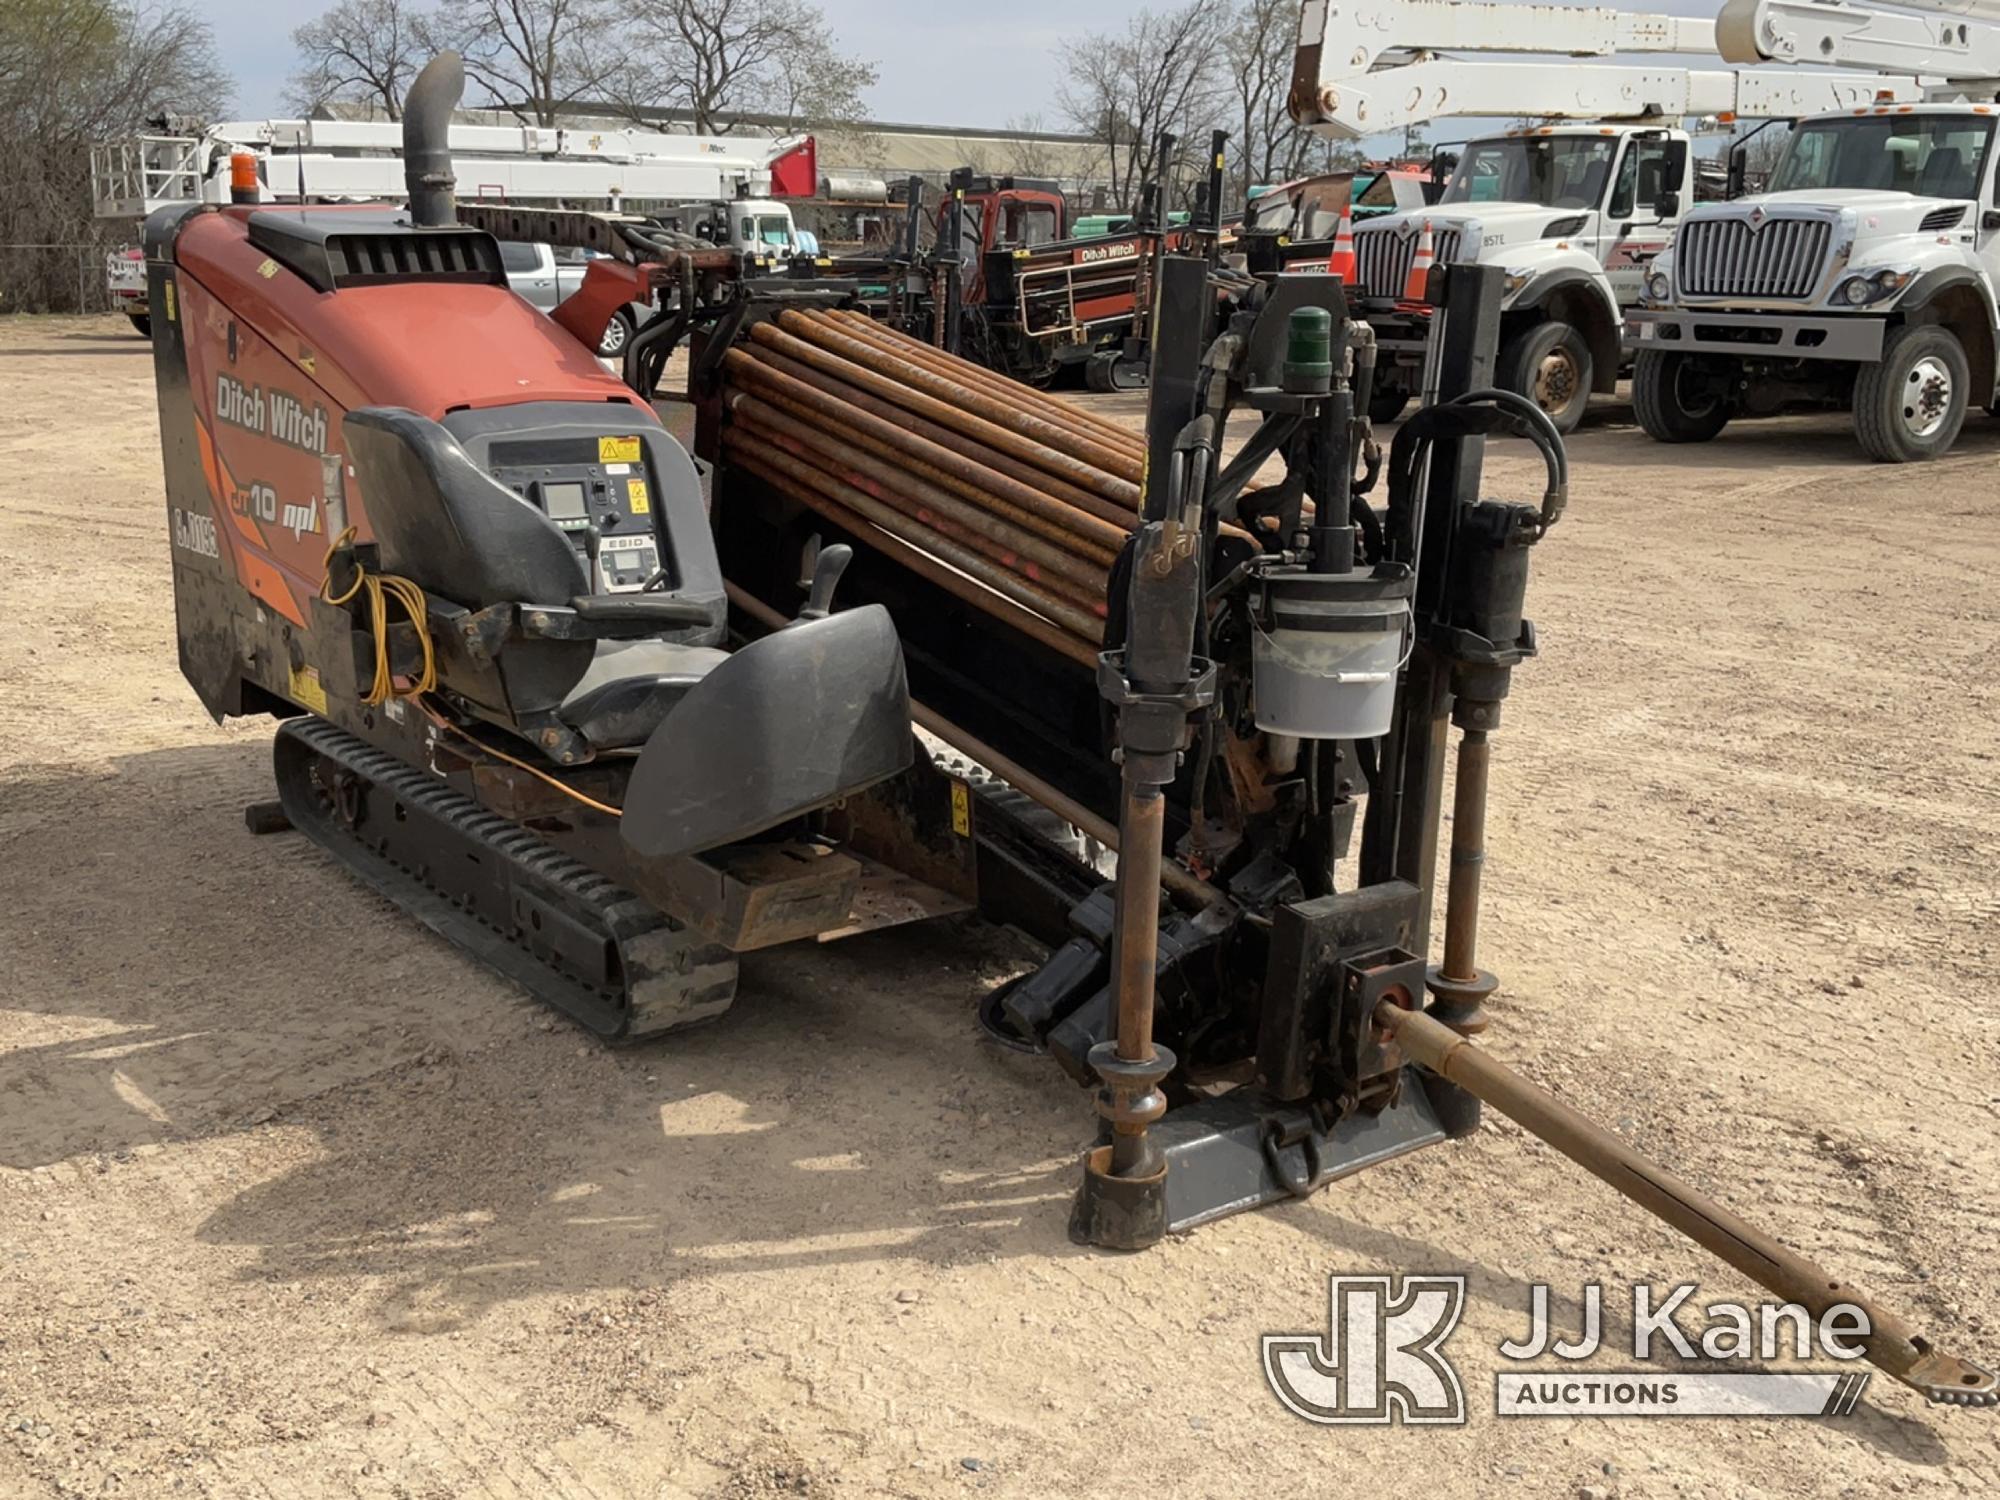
1379, 1001, 1999, 1408
762, 314, 1144, 500
722, 347, 1127, 560
725, 346, 1127, 556
781, 308, 1146, 482
721, 429, 1104, 639
739, 342, 1141, 531
1112, 786, 1167, 1063
724, 445, 1098, 668
729, 366, 1122, 567
831, 308, 1148, 453
730, 394, 1111, 597
1441, 728, 1489, 987
722, 580, 1220, 910
731, 413, 1108, 618
826, 309, 1148, 457
721, 434, 1105, 654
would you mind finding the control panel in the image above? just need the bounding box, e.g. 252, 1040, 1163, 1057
488, 436, 667, 595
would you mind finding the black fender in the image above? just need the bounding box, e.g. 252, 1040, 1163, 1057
1506, 271, 1623, 393
619, 605, 913, 860
1895, 269, 1999, 404
1897, 266, 1997, 319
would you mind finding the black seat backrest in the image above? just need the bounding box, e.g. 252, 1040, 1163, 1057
1919, 145, 1966, 197
345, 407, 587, 609
343, 406, 592, 727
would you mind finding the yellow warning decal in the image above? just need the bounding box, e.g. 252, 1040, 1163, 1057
949, 781, 971, 838
599, 435, 642, 464
288, 663, 328, 714
164, 280, 177, 321
627, 477, 650, 515
256, 258, 279, 280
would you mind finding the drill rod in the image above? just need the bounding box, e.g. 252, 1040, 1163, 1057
1439, 729, 1490, 985
1379, 1001, 1998, 1407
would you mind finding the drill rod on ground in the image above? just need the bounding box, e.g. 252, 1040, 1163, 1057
1378, 1000, 1999, 1407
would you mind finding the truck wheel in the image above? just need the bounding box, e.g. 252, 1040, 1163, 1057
596, 309, 633, 358
1853, 323, 1969, 462
1367, 387, 1409, 424
1632, 350, 1730, 443
127, 313, 151, 338
1501, 320, 1592, 433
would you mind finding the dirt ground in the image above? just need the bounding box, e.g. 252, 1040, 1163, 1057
0, 312, 1996, 1499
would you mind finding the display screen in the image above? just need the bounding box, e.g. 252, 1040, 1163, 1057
541, 482, 588, 521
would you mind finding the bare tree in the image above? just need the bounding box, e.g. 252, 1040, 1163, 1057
1220, 0, 1311, 208
765, 22, 875, 136
0, 0, 231, 312
1056, 1, 1223, 211
1733, 121, 1792, 189
997, 114, 1063, 182
605, 0, 874, 135
420, 0, 608, 127
289, 0, 431, 119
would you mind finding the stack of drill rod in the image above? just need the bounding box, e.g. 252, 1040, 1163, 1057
719, 308, 1149, 670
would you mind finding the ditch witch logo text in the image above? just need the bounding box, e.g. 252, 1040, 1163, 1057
1262, 1276, 1873, 1424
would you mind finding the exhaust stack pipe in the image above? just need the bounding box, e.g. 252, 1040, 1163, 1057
403, 52, 464, 228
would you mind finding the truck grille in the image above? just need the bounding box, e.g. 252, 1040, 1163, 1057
1678, 217, 1831, 300
1352, 226, 1463, 299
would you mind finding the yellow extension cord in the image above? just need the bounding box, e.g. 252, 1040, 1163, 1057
319, 526, 437, 705
319, 527, 623, 819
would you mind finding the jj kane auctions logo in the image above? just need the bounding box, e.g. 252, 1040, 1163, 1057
1264, 1275, 1876, 1424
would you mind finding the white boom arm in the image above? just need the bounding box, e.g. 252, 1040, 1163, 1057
1717, 0, 2000, 81
1290, 0, 1944, 139
93, 116, 806, 219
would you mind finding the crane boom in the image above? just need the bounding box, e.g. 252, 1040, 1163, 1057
93, 115, 812, 220
1289, 0, 1953, 139
1717, 0, 2000, 81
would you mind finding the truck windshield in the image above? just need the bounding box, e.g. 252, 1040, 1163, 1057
1440, 137, 1617, 209
1769, 115, 1993, 198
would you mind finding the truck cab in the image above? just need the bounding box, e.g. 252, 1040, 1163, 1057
1349, 123, 1691, 429
946, 180, 1068, 303
1628, 103, 1999, 461
650, 196, 804, 266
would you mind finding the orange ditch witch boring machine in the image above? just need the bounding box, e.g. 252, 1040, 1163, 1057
140, 55, 1992, 1410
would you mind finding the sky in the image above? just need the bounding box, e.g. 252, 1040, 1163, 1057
214, 1, 1162, 126
213, 0, 1732, 160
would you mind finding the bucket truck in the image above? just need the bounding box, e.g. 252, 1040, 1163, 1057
1626, 0, 2000, 460
1289, 0, 1924, 430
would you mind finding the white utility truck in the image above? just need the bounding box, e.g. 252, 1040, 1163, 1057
1628, 0, 2000, 460
1290, 0, 1926, 430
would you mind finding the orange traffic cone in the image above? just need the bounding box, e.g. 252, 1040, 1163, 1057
1401, 219, 1435, 303
1326, 204, 1357, 284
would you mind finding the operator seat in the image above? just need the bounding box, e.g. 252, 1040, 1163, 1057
342, 406, 724, 752
1572, 159, 1610, 209
1919, 146, 1967, 198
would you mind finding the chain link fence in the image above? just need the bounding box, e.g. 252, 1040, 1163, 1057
0, 239, 133, 316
